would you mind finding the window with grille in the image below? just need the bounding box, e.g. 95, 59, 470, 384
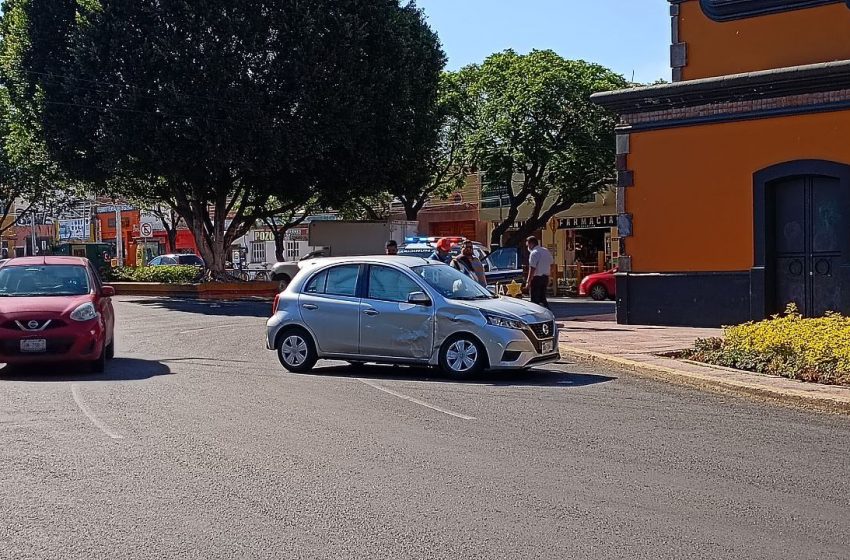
251, 241, 266, 263
285, 241, 298, 260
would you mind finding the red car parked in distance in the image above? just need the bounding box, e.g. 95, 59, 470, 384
579, 268, 617, 301
0, 257, 116, 372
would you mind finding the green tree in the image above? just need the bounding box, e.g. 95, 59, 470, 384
465, 50, 627, 246
5, 0, 445, 274
391, 71, 475, 220
0, 1, 81, 240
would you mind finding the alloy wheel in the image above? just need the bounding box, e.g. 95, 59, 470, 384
446, 339, 479, 373
281, 335, 309, 367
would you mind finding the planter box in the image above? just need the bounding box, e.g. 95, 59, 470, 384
110, 281, 278, 299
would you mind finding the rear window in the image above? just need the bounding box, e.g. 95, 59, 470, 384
0, 265, 91, 297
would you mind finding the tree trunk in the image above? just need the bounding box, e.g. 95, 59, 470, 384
166, 228, 178, 253
274, 232, 285, 262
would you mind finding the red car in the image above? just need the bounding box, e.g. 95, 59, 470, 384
0, 257, 116, 372
579, 268, 617, 301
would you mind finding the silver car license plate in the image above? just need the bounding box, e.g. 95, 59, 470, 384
20, 339, 47, 353
541, 340, 554, 354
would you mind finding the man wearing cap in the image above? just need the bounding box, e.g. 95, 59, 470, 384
429, 238, 454, 264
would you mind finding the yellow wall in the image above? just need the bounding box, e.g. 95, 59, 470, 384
627, 108, 850, 272
679, 0, 850, 80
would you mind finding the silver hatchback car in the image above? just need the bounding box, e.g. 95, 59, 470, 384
266, 256, 559, 377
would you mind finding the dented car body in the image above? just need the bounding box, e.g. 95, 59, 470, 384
266, 256, 560, 376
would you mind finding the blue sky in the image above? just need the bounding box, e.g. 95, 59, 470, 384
416, 0, 671, 84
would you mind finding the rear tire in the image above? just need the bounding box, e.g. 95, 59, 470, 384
254, 271, 269, 282
439, 334, 486, 378
276, 328, 318, 373
275, 274, 292, 292
589, 284, 608, 301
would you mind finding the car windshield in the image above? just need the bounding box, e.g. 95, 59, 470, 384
411, 264, 494, 300
0, 265, 91, 297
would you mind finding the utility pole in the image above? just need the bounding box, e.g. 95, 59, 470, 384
115, 206, 123, 266
30, 211, 38, 256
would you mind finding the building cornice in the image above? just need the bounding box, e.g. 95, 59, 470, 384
591, 59, 850, 114
669, 0, 848, 21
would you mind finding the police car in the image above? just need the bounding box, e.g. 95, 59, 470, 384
397, 237, 488, 260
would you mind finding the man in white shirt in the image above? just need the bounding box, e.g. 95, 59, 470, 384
526, 236, 553, 309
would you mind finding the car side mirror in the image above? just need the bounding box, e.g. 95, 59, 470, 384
408, 291, 431, 306
101, 286, 116, 297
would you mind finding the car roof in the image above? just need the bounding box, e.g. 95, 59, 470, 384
303, 255, 436, 268
3, 256, 89, 267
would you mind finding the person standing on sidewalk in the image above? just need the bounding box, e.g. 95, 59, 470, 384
526, 236, 553, 309
385, 240, 398, 255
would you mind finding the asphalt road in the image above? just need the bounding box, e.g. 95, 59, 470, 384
1, 297, 848, 560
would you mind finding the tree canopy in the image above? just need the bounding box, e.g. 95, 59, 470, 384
3, 0, 445, 271
464, 50, 627, 246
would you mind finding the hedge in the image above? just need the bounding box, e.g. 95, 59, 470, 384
683, 304, 850, 385
114, 265, 201, 284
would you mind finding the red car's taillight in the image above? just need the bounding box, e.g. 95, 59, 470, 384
272, 294, 280, 316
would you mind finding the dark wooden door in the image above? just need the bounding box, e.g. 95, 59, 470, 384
771, 175, 849, 316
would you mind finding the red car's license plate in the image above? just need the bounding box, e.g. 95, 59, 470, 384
20, 339, 47, 353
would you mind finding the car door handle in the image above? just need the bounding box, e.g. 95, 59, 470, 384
302, 304, 318, 310
363, 309, 379, 316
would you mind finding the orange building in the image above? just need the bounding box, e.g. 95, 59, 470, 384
592, 0, 850, 326
96, 209, 141, 266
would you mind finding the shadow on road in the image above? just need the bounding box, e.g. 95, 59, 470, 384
0, 358, 172, 382
123, 297, 271, 318
311, 362, 615, 388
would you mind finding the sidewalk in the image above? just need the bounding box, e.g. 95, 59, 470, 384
557, 316, 850, 415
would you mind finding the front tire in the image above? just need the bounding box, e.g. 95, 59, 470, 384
276, 329, 318, 373
589, 284, 608, 301
90, 345, 107, 373
105, 339, 115, 360
439, 335, 486, 378
254, 271, 269, 282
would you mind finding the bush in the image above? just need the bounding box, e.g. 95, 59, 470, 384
113, 265, 201, 284
684, 304, 850, 385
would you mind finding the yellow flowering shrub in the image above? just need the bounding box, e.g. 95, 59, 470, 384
686, 304, 850, 385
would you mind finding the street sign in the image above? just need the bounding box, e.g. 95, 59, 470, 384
140, 223, 153, 238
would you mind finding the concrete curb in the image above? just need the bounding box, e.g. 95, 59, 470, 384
559, 343, 850, 416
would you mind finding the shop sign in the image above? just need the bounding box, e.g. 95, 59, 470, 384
58, 218, 90, 241
97, 204, 135, 214
285, 227, 309, 241
254, 231, 275, 242
558, 215, 617, 230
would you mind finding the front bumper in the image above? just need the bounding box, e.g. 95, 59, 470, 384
0, 321, 104, 364
479, 322, 560, 370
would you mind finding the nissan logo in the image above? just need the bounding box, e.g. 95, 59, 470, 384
542, 323, 550, 336
27, 320, 39, 330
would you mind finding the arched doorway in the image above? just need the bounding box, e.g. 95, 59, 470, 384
753, 160, 850, 318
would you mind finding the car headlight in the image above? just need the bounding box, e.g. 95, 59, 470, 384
70, 302, 98, 322
484, 312, 525, 330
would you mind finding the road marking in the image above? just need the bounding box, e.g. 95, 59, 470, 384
71, 384, 124, 440
177, 323, 245, 335
357, 379, 476, 420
